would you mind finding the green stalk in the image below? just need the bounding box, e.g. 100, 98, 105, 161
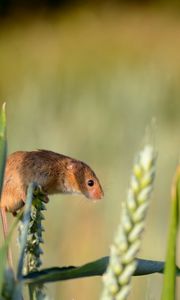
0, 102, 7, 195
0, 103, 7, 292
17, 183, 36, 280
161, 166, 180, 300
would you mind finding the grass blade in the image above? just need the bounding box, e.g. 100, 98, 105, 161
0, 103, 7, 292
161, 166, 180, 300
0, 214, 21, 293
0, 102, 7, 195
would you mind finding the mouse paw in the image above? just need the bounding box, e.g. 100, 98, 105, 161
41, 194, 49, 203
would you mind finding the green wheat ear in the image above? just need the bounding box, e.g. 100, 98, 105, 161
101, 145, 157, 300
18, 184, 49, 299
161, 165, 180, 300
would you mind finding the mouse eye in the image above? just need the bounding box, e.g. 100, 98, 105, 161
87, 179, 94, 187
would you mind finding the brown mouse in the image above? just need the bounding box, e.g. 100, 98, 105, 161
0, 149, 104, 267
1, 149, 103, 213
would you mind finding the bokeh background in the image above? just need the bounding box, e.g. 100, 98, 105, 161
0, 1, 180, 299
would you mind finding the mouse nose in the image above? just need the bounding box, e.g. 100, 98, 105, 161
88, 187, 104, 200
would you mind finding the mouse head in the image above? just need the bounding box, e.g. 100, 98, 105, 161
64, 159, 104, 200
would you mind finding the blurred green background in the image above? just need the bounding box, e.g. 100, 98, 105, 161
0, 1, 180, 299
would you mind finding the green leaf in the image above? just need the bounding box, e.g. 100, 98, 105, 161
0, 243, 8, 292
161, 167, 180, 300
0, 103, 7, 292
0, 103, 7, 195
22, 257, 180, 285
0, 214, 21, 292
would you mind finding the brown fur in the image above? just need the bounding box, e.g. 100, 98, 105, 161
1, 150, 104, 214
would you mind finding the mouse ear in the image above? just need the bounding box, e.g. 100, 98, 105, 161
66, 161, 78, 171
